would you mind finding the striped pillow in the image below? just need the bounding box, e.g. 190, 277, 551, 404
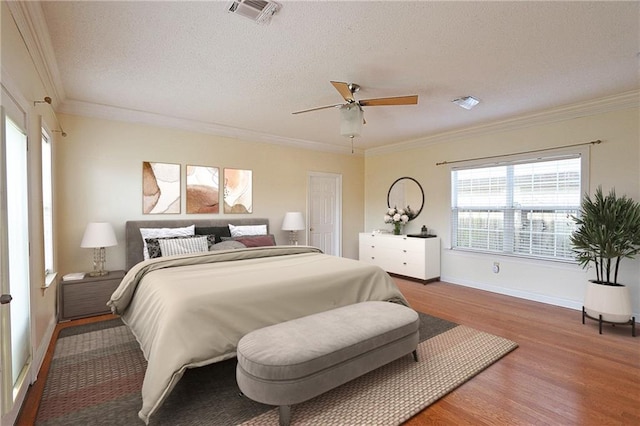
158, 235, 209, 257
145, 235, 216, 258
140, 225, 195, 260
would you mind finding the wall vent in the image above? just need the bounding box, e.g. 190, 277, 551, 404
227, 0, 281, 24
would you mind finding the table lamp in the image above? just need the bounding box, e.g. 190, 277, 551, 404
81, 222, 117, 276
281, 212, 305, 245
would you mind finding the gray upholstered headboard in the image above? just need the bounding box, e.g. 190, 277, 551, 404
125, 218, 270, 271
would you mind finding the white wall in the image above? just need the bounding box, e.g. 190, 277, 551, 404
55, 113, 365, 275
365, 107, 640, 317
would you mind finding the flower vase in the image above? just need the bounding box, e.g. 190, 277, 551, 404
393, 222, 402, 235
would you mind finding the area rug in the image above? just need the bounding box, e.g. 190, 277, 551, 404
35, 313, 517, 425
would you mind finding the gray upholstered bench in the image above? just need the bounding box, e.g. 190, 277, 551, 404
236, 301, 420, 426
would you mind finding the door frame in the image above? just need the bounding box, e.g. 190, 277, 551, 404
1, 80, 34, 426
307, 171, 342, 257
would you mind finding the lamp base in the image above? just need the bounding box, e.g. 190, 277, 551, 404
288, 230, 299, 245
90, 247, 108, 277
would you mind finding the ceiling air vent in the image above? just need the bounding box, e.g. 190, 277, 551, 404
227, 0, 281, 24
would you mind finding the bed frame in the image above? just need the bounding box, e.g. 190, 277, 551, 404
125, 218, 270, 271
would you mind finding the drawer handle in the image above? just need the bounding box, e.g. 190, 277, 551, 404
403, 262, 407, 265
371, 245, 375, 248
403, 249, 407, 252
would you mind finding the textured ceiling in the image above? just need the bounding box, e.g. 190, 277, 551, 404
40, 1, 639, 152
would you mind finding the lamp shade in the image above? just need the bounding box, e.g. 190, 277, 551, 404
340, 104, 363, 138
81, 222, 117, 248
281, 212, 305, 231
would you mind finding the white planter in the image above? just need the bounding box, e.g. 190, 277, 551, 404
584, 281, 633, 323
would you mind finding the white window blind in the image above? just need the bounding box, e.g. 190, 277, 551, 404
452, 155, 582, 261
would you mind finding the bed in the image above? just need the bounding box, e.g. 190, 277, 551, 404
109, 219, 409, 424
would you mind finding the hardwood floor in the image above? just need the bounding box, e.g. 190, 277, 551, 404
397, 279, 640, 425
17, 281, 639, 425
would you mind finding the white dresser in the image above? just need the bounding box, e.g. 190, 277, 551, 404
359, 233, 440, 282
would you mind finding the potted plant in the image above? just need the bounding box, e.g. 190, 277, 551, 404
384, 206, 414, 235
570, 186, 640, 332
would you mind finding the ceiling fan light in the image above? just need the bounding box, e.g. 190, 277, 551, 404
340, 104, 363, 138
452, 96, 480, 110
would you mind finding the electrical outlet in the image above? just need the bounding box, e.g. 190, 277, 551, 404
492, 262, 500, 273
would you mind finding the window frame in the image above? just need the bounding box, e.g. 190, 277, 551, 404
450, 146, 590, 263
41, 128, 55, 280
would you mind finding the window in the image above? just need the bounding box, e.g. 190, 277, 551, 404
451, 154, 583, 261
42, 129, 54, 275
4, 114, 32, 388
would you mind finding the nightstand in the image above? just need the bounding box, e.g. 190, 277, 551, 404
58, 270, 125, 321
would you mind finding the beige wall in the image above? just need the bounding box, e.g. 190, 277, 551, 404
365, 107, 640, 316
55, 113, 365, 275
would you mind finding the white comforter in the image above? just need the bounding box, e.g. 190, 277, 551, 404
108, 246, 408, 423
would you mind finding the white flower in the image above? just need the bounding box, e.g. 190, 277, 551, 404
384, 205, 416, 225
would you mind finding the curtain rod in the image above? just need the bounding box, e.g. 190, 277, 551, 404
435, 139, 601, 166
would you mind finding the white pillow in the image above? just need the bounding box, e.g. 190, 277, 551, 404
140, 225, 195, 260
229, 224, 267, 237
158, 235, 208, 257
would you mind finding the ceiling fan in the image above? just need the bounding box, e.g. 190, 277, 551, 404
292, 81, 418, 138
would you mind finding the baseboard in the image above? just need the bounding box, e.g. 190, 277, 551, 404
441, 275, 585, 310
31, 314, 57, 383
440, 275, 640, 322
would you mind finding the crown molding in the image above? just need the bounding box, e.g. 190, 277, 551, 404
365, 90, 640, 157
7, 1, 66, 105
58, 99, 363, 156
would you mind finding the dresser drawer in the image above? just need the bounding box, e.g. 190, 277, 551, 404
383, 236, 424, 251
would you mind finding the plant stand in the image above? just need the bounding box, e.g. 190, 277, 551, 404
582, 307, 636, 337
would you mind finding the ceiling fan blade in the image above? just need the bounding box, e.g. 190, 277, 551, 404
330, 81, 355, 103
359, 95, 418, 107
292, 103, 343, 115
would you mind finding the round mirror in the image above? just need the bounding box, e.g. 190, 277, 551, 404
387, 177, 424, 221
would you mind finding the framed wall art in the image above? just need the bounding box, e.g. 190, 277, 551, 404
142, 161, 181, 214
223, 168, 252, 213
186, 165, 220, 214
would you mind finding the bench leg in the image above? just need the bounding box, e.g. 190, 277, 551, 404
412, 349, 418, 362
279, 405, 291, 426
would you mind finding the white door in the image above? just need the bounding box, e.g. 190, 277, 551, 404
1, 94, 32, 425
308, 172, 342, 256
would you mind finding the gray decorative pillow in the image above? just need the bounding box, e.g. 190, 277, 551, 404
211, 240, 247, 250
